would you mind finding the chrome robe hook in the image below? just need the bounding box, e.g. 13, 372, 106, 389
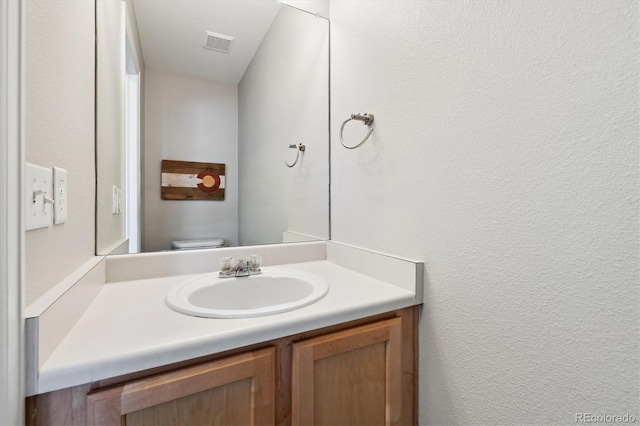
340, 113, 374, 149
285, 143, 306, 168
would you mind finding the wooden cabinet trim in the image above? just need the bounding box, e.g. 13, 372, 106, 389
86, 347, 275, 425
296, 317, 397, 361
250, 346, 277, 424
120, 351, 257, 413
291, 317, 403, 426
387, 317, 403, 426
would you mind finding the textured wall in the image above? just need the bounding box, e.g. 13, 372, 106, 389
25, 0, 96, 305
238, 5, 329, 245
330, 1, 639, 424
143, 69, 239, 251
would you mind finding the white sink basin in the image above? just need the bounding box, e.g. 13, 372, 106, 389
166, 268, 329, 318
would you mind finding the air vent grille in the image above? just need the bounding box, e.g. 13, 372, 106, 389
204, 31, 235, 53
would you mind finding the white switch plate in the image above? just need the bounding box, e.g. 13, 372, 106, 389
53, 167, 68, 224
112, 185, 123, 215
116, 187, 123, 214
112, 185, 118, 214
26, 163, 53, 231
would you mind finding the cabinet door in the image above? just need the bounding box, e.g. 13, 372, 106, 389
291, 318, 402, 426
86, 347, 275, 426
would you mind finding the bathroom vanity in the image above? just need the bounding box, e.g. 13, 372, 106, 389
25, 241, 423, 425
28, 308, 416, 425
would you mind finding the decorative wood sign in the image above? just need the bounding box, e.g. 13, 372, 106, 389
161, 160, 225, 200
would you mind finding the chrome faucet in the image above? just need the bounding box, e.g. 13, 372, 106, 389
219, 256, 261, 278
233, 259, 250, 277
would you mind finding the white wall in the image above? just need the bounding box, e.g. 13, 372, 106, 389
124, 0, 146, 252
330, 1, 639, 424
238, 5, 329, 246
25, 0, 95, 305
144, 69, 239, 251
281, 0, 329, 18
96, 0, 126, 254
1, 1, 25, 422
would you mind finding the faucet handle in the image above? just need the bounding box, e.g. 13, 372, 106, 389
249, 254, 261, 272
219, 256, 235, 277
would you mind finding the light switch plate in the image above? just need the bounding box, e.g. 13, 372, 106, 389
53, 167, 68, 224
26, 163, 53, 230
112, 185, 118, 214
112, 185, 123, 215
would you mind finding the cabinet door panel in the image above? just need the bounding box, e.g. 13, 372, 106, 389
87, 347, 275, 426
314, 341, 387, 425
291, 318, 402, 426
126, 377, 252, 425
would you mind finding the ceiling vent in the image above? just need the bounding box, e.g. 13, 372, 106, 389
203, 31, 235, 53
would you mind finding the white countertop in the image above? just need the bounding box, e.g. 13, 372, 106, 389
37, 260, 418, 393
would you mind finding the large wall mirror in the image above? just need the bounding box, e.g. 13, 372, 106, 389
96, 0, 330, 255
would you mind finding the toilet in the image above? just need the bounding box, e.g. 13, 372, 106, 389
171, 238, 225, 250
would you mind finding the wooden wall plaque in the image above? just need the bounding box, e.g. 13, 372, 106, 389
161, 160, 226, 200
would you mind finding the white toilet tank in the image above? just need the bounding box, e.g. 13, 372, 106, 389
171, 238, 225, 250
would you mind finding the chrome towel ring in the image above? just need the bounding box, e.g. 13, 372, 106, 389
285, 143, 306, 168
340, 113, 374, 149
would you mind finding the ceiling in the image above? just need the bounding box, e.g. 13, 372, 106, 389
131, 0, 282, 84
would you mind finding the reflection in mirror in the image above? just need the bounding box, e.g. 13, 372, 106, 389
96, 0, 329, 255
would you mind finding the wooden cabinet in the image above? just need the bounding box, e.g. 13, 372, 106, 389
291, 318, 404, 426
27, 307, 417, 426
86, 347, 275, 425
